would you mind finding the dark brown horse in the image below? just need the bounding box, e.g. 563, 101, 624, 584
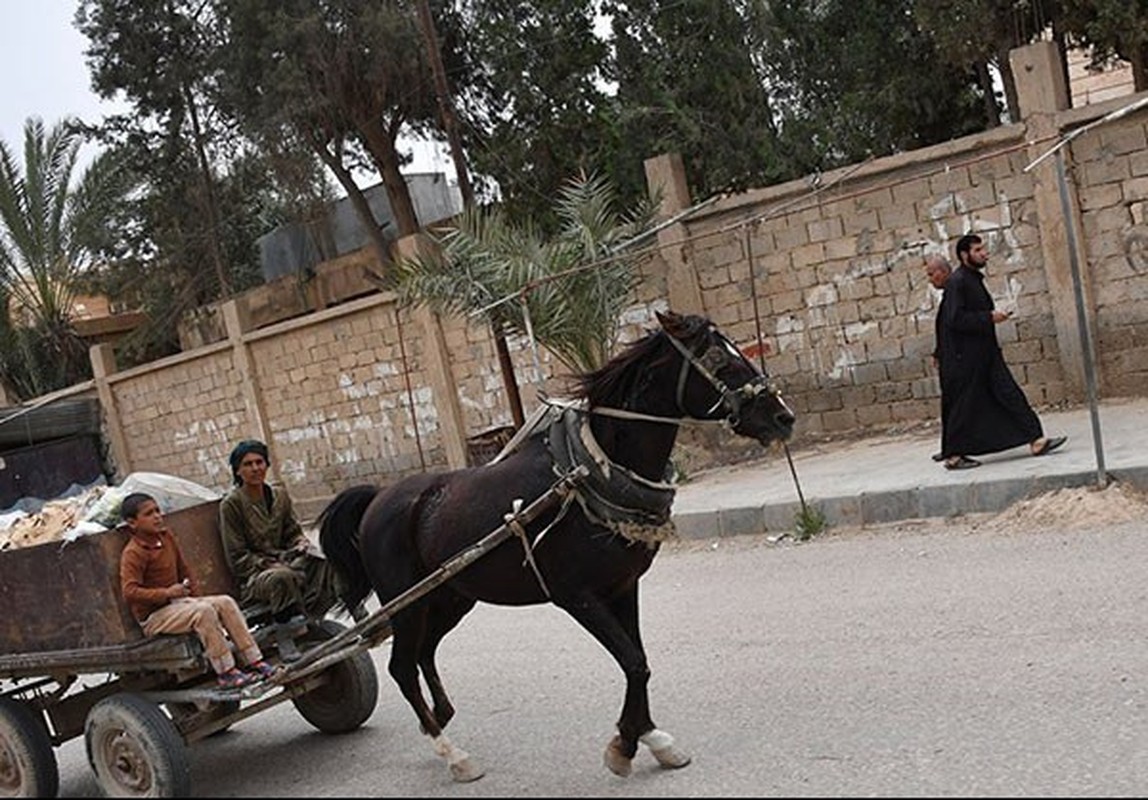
318, 310, 795, 781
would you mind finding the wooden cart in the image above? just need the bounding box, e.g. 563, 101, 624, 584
0, 500, 380, 798
0, 466, 588, 797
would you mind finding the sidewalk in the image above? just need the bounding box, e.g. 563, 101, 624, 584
671, 397, 1148, 540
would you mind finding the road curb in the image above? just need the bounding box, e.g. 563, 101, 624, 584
671, 464, 1148, 540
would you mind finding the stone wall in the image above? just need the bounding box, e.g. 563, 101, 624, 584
83, 42, 1148, 515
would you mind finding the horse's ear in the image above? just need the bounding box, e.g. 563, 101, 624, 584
656, 310, 688, 338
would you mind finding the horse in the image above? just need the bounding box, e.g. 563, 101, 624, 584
317, 310, 795, 782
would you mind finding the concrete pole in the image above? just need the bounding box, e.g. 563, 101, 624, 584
396, 233, 469, 469
1010, 41, 1098, 399
644, 153, 705, 314
89, 343, 130, 480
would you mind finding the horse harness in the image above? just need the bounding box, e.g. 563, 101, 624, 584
498, 325, 777, 596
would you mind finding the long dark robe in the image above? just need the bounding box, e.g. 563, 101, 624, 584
934, 288, 949, 443
939, 265, 1042, 457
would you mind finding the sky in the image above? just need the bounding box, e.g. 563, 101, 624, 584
0, 0, 452, 182
0, 1, 121, 158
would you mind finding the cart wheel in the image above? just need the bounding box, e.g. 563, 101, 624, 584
292, 619, 379, 734
84, 694, 190, 798
0, 696, 58, 798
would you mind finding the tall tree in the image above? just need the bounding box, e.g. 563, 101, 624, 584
759, 0, 985, 173
456, 0, 618, 226
77, 0, 333, 363
1059, 0, 1148, 91
220, 0, 452, 242
606, 0, 788, 200
0, 118, 135, 398
914, 0, 1062, 125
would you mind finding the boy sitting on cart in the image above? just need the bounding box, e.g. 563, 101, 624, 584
119, 492, 278, 689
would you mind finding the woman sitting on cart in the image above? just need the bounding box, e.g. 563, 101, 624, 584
219, 440, 342, 661
119, 492, 277, 689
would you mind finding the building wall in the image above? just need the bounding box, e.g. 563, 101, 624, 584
85, 47, 1148, 514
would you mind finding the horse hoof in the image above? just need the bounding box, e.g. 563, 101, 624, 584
604, 735, 633, 777
651, 745, 692, 769
450, 757, 485, 783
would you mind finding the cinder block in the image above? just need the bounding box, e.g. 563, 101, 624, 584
859, 489, 919, 525
717, 506, 766, 538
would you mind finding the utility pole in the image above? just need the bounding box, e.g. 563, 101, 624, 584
414, 0, 525, 428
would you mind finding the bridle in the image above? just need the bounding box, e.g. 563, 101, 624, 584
663, 326, 781, 428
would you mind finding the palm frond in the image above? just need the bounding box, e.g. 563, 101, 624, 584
395, 171, 654, 376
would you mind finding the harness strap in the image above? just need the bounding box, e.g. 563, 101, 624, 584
504, 498, 552, 598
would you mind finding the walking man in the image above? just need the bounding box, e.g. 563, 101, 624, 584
938, 233, 1066, 469
924, 255, 952, 463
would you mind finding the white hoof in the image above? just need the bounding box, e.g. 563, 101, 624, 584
641, 729, 692, 769
450, 756, 485, 783
651, 745, 692, 769
604, 734, 632, 777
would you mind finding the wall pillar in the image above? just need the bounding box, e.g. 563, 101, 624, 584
395, 234, 469, 469
1011, 40, 1097, 399
89, 343, 130, 480
644, 153, 704, 314
221, 299, 279, 481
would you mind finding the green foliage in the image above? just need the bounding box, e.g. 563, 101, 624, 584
394, 171, 656, 375
76, 0, 334, 365
1059, 0, 1148, 89
760, 0, 985, 173
793, 502, 828, 542
457, 0, 618, 225
0, 117, 136, 398
606, 0, 789, 199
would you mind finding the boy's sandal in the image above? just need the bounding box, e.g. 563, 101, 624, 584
217, 668, 253, 690
246, 660, 279, 680
944, 455, 981, 470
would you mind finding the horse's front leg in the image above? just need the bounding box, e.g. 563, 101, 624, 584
558, 585, 691, 777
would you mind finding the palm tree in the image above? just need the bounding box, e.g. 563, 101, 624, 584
394, 172, 658, 378
0, 117, 133, 399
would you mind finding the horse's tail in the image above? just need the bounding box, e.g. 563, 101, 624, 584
318, 484, 379, 614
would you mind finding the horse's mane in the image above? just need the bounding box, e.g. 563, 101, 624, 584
573, 328, 677, 408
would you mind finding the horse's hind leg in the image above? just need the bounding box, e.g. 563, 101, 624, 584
389, 605, 484, 783
419, 591, 477, 729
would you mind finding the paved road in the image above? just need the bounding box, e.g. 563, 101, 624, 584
56, 517, 1148, 796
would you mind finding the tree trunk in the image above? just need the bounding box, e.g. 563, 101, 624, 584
1132, 44, 1148, 92
1051, 21, 1073, 107
305, 129, 393, 273
976, 60, 1001, 128
181, 81, 231, 298
358, 116, 421, 237
996, 45, 1021, 124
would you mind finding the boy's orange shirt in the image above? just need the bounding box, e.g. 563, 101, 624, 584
119, 529, 197, 622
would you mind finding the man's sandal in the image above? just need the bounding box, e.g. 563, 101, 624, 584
1033, 436, 1067, 456
944, 455, 981, 470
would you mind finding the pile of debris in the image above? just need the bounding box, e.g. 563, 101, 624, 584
0, 473, 221, 552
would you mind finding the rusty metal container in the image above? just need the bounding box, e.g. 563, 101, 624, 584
0, 500, 235, 656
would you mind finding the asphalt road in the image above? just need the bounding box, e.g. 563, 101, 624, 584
55, 516, 1148, 797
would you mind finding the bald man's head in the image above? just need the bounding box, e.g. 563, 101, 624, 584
924, 256, 952, 289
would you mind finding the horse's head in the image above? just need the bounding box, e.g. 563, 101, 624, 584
657, 310, 795, 445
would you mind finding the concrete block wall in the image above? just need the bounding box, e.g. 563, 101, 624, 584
109, 348, 247, 490
675, 131, 1069, 437
84, 43, 1148, 512
1070, 109, 1148, 396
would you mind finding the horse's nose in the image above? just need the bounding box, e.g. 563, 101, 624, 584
775, 409, 796, 430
